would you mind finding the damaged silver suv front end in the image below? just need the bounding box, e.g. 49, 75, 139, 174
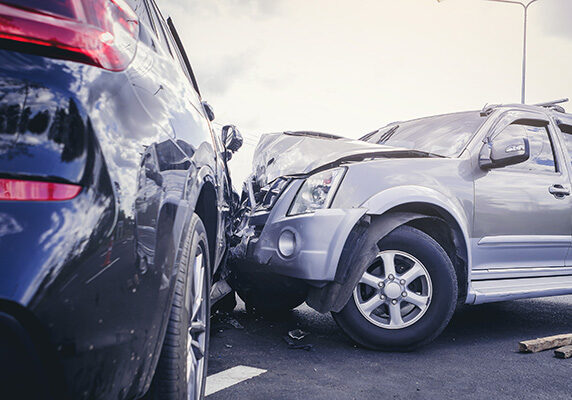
236, 170, 366, 282
229, 105, 572, 350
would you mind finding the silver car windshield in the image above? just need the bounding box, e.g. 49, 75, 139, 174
362, 111, 485, 157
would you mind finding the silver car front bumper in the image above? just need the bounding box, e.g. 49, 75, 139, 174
245, 179, 367, 282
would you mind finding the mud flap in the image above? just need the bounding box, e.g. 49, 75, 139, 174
306, 212, 436, 313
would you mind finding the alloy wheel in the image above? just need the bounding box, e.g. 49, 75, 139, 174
187, 249, 207, 399
353, 250, 433, 329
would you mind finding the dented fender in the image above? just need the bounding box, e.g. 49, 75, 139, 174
307, 212, 440, 313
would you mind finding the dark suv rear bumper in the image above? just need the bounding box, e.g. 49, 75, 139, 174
0, 303, 67, 400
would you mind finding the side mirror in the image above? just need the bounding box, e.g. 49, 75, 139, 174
202, 101, 215, 122
221, 124, 243, 153
479, 137, 530, 169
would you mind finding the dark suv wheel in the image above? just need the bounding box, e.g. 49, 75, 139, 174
148, 214, 211, 399
333, 225, 457, 351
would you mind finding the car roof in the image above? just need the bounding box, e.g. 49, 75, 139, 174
481, 99, 571, 119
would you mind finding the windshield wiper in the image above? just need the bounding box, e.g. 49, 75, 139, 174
377, 125, 399, 144
284, 131, 343, 140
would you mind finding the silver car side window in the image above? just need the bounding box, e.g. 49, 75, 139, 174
557, 124, 572, 167
493, 122, 556, 173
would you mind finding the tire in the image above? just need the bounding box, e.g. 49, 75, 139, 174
332, 225, 457, 351
147, 213, 211, 399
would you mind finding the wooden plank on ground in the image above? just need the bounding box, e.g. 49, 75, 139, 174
518, 334, 572, 353
554, 345, 572, 359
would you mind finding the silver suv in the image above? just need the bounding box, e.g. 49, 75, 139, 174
230, 100, 572, 350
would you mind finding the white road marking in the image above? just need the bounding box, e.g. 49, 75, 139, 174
205, 365, 267, 397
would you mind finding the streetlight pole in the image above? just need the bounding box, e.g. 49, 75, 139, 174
486, 0, 540, 104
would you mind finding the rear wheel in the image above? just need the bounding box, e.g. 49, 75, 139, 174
333, 225, 457, 351
148, 213, 211, 399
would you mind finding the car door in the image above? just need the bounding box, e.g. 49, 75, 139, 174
552, 118, 572, 267
473, 110, 572, 274
162, 13, 230, 272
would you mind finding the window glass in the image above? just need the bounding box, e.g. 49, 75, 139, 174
494, 122, 556, 173
148, 0, 172, 56
557, 124, 572, 167
4, 0, 76, 19
125, 0, 152, 28
361, 112, 485, 157
155, 139, 187, 171
124, 0, 157, 50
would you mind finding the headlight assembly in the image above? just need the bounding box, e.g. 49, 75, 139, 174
288, 167, 346, 216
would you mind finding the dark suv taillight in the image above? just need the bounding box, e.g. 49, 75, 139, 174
0, 0, 139, 71
0, 178, 81, 201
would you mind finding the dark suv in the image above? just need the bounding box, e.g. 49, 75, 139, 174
0, 1, 241, 399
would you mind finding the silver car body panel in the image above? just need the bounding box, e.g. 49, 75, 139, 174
236, 105, 572, 311
248, 178, 368, 281
471, 275, 572, 304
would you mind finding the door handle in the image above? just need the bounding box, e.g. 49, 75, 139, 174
549, 184, 570, 197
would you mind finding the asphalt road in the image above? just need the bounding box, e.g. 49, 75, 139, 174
206, 295, 572, 400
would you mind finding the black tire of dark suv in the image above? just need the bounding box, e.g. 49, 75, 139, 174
147, 214, 211, 400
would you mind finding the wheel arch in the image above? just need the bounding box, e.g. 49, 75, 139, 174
363, 185, 472, 300
185, 165, 219, 270
193, 180, 218, 268
382, 203, 469, 302
308, 191, 473, 313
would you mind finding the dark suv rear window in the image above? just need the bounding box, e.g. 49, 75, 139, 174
3, 0, 77, 19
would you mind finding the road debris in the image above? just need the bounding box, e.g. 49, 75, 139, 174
288, 329, 309, 340
518, 333, 572, 353
554, 345, 572, 359
213, 313, 244, 330
283, 336, 314, 351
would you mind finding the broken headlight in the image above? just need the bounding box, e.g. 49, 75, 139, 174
288, 167, 346, 216
258, 177, 290, 209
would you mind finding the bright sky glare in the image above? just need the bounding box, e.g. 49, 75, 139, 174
161, 0, 572, 184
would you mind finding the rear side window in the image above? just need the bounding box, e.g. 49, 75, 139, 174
3, 0, 76, 18
493, 122, 556, 173
125, 0, 157, 50
125, 0, 152, 28
148, 0, 172, 56
557, 124, 572, 167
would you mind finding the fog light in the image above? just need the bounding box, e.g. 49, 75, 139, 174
278, 230, 296, 257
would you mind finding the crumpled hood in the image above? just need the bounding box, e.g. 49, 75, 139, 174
251, 131, 436, 187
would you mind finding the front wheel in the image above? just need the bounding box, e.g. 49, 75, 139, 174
332, 225, 457, 351
148, 213, 211, 399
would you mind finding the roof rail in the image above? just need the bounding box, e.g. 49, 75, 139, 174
480, 98, 569, 116
533, 98, 569, 107
480, 103, 499, 117
533, 98, 568, 113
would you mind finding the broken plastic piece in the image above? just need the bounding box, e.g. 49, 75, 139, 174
288, 329, 309, 340
283, 336, 314, 351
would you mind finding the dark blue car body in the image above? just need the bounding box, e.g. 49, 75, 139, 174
0, 1, 233, 398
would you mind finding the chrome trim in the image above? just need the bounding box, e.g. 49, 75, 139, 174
472, 275, 572, 304
477, 235, 571, 247
471, 266, 572, 281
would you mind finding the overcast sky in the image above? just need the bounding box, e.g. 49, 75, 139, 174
160, 0, 572, 184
